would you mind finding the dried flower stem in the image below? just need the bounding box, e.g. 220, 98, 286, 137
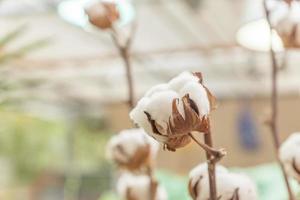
111, 24, 157, 200
189, 133, 225, 163
189, 119, 224, 200
264, 2, 295, 200
204, 121, 217, 200
110, 24, 136, 109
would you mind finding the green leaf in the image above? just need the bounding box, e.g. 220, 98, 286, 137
0, 25, 27, 48
0, 38, 51, 64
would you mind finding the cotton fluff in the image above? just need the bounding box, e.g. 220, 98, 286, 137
279, 132, 300, 181
188, 163, 257, 200
106, 128, 159, 170
117, 173, 168, 200
269, 0, 300, 47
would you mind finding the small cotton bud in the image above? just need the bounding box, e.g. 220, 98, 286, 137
279, 132, 300, 181
85, 1, 119, 29
130, 71, 216, 151
188, 163, 257, 200
106, 128, 159, 170
117, 173, 168, 200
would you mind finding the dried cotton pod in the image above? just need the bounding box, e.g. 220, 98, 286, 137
279, 132, 300, 182
85, 1, 119, 29
117, 173, 168, 200
106, 128, 159, 171
188, 163, 257, 200
130, 71, 216, 151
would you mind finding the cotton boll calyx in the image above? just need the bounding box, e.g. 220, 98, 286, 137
130, 72, 216, 151
106, 128, 159, 170
279, 132, 300, 182
188, 163, 257, 200
117, 173, 168, 200
85, 1, 120, 29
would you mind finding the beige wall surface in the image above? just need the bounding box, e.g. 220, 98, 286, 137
106, 95, 300, 174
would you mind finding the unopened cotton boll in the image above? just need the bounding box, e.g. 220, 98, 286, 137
85, 1, 120, 29
279, 132, 300, 181
130, 71, 216, 151
117, 173, 168, 200
106, 128, 159, 170
188, 163, 257, 200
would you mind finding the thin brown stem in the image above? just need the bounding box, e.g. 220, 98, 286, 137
203, 122, 217, 200
264, 2, 295, 200
190, 118, 223, 200
120, 47, 135, 109
189, 133, 226, 163
110, 25, 136, 110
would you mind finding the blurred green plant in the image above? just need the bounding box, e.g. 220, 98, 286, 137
0, 107, 112, 187
0, 25, 50, 64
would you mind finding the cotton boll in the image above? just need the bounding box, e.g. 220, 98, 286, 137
85, 1, 120, 29
145, 90, 181, 134
188, 163, 228, 195
272, 1, 300, 47
168, 71, 199, 92
279, 132, 300, 181
106, 128, 159, 170
117, 173, 168, 200
145, 84, 169, 97
269, 0, 290, 25
130, 71, 215, 151
189, 163, 228, 181
188, 164, 257, 200
211, 173, 257, 200
130, 98, 153, 135
179, 81, 210, 116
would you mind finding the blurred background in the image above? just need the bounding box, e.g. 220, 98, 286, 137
0, 0, 300, 199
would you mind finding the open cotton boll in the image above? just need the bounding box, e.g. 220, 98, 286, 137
212, 173, 257, 200
188, 163, 228, 194
269, 0, 290, 25
168, 71, 199, 92
106, 128, 159, 170
130, 71, 215, 151
189, 164, 257, 200
189, 163, 228, 181
179, 81, 210, 117
145, 90, 183, 134
279, 132, 300, 181
145, 84, 169, 97
117, 173, 168, 200
272, 1, 300, 47
129, 98, 153, 135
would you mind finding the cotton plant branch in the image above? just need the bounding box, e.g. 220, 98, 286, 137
189, 122, 225, 200
110, 22, 160, 200
263, 1, 295, 199
189, 130, 226, 200
189, 133, 226, 164
202, 121, 221, 200
110, 23, 137, 110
